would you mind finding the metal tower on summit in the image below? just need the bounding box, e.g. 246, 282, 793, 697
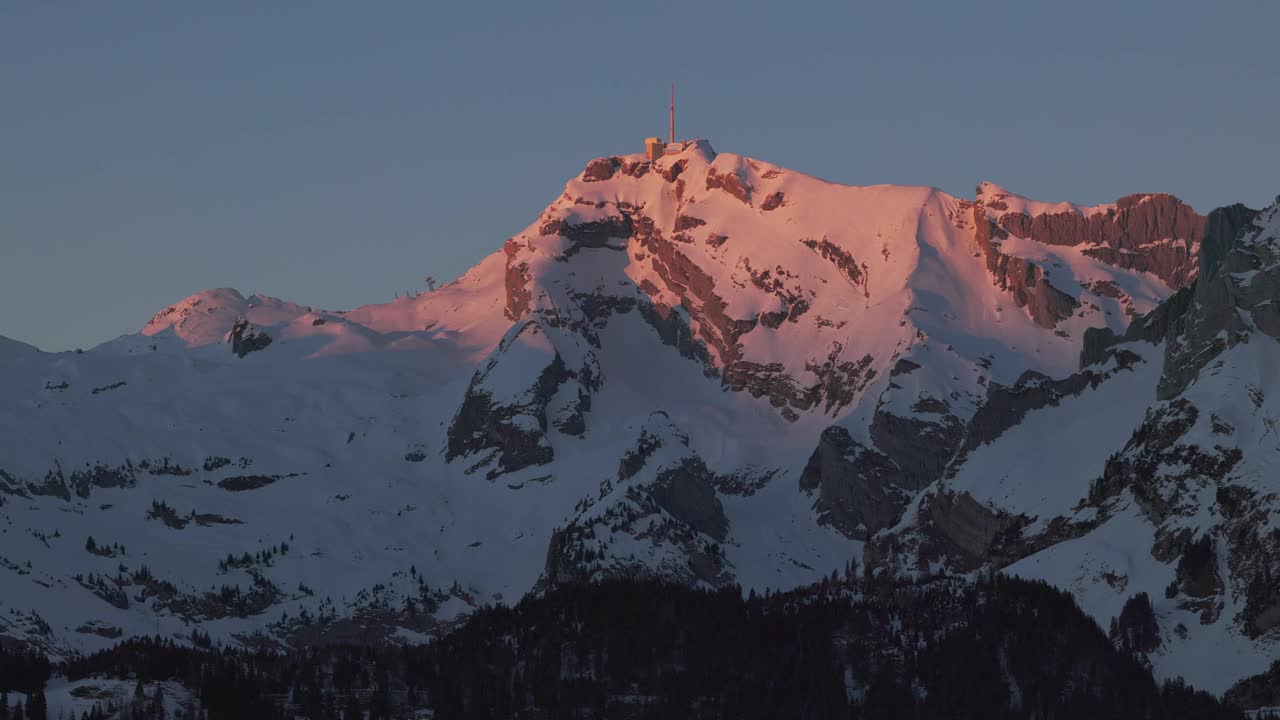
669, 82, 675, 144
645, 83, 685, 161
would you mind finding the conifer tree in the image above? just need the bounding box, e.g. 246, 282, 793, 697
24, 688, 46, 720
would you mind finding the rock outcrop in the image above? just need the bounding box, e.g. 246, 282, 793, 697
1157, 204, 1267, 399
445, 321, 597, 479
227, 317, 272, 358
966, 200, 1079, 328
799, 426, 911, 539
541, 413, 735, 588
992, 191, 1205, 288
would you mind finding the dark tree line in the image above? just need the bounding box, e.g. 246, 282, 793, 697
0, 645, 50, 719
0, 646, 50, 695
44, 573, 1249, 719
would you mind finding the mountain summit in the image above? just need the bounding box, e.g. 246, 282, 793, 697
1, 144, 1274, 696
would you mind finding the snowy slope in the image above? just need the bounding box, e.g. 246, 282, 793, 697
870, 200, 1280, 693
6, 141, 1269, 691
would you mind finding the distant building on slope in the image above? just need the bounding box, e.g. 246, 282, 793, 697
644, 83, 686, 161
644, 136, 668, 161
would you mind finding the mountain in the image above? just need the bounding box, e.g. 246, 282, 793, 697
1, 140, 1275, 698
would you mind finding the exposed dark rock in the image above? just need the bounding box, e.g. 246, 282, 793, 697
1086, 400, 1243, 530
1157, 204, 1265, 399
582, 156, 621, 182
632, 205, 859, 417
568, 290, 637, 324
228, 318, 272, 358
757, 311, 785, 329
541, 413, 735, 589
889, 358, 921, 377
558, 215, 634, 255
0, 468, 28, 498
673, 214, 706, 232
73, 621, 122, 639
799, 426, 913, 540
447, 377, 555, 480
27, 467, 70, 501
761, 191, 785, 211
444, 322, 589, 479
723, 347, 875, 420
649, 459, 730, 543
968, 202, 1078, 328
550, 392, 589, 436
802, 237, 865, 289
1080, 286, 1195, 367
541, 483, 732, 590
618, 412, 686, 481
710, 467, 779, 497
503, 239, 532, 321
193, 513, 243, 527
633, 210, 750, 367
1085, 203, 1255, 370
868, 351, 1161, 576
658, 159, 687, 183
1079, 327, 1122, 369
705, 167, 752, 205
958, 361, 1133, 459
620, 159, 650, 178
635, 301, 716, 373
723, 360, 802, 408
217, 474, 283, 491
1089, 280, 1125, 300
916, 491, 1025, 571
806, 351, 877, 414
996, 193, 1205, 288
912, 397, 950, 414
549, 353, 598, 437
869, 405, 964, 493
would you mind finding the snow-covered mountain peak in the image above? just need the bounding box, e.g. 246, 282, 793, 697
9, 148, 1278, 698
975, 179, 1118, 218
141, 288, 308, 348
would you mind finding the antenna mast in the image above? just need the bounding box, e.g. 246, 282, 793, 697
669, 82, 675, 144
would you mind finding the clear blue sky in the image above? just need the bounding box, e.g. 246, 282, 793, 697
3, 2, 1278, 351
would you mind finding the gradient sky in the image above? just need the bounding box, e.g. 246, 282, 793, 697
3, 2, 1278, 351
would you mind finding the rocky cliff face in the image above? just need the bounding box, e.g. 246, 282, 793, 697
965, 197, 1080, 329
984, 185, 1206, 288
1157, 203, 1270, 399
858, 198, 1280, 692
